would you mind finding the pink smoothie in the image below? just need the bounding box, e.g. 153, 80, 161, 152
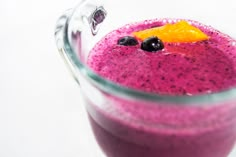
85, 19, 236, 157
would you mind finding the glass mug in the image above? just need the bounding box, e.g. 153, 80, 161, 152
55, 0, 236, 156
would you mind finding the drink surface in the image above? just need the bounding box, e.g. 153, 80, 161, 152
85, 19, 236, 157
87, 19, 236, 95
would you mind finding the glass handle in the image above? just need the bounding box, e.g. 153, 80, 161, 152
54, 0, 107, 85
54, 9, 81, 85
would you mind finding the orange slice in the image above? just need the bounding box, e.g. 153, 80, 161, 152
132, 20, 209, 43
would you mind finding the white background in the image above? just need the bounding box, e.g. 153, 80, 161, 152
0, 0, 236, 157
0, 0, 104, 156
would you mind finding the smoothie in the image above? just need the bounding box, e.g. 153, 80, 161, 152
85, 19, 236, 157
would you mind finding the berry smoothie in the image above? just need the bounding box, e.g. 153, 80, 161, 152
85, 19, 236, 157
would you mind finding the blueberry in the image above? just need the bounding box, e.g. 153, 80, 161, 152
118, 36, 138, 46
141, 36, 164, 52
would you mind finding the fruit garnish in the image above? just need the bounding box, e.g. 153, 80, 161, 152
133, 20, 209, 43
141, 36, 164, 52
118, 36, 138, 46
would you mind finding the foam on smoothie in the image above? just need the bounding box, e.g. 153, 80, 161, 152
87, 19, 236, 95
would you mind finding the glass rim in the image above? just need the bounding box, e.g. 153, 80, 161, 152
62, 5, 236, 106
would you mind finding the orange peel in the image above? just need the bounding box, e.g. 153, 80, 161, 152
132, 20, 209, 43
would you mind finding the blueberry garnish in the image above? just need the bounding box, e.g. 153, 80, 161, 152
118, 36, 138, 46
141, 36, 164, 52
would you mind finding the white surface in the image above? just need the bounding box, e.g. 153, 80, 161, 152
0, 0, 235, 157
0, 0, 103, 157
